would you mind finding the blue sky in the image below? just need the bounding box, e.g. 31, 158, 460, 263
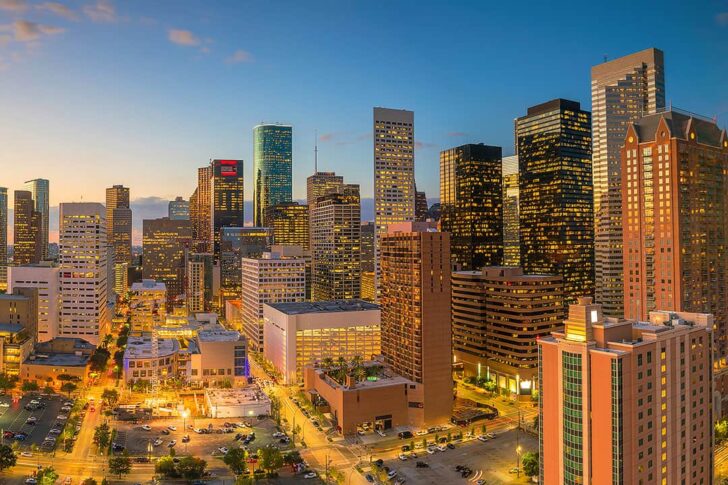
1, 0, 727, 240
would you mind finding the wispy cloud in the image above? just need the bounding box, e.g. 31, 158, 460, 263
447, 131, 467, 137
319, 132, 337, 142
38, 2, 78, 21
717, 12, 728, 26
226, 49, 253, 64
83, 0, 115, 23
5, 19, 65, 42
168, 28, 200, 46
0, 0, 27, 12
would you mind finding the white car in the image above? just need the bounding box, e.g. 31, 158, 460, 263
56, 414, 68, 420
20, 451, 33, 457
376, 429, 386, 437
304, 472, 318, 479
387, 470, 397, 479
142, 425, 152, 431
194, 428, 204, 434
153, 439, 163, 446
167, 425, 177, 431
272, 431, 285, 438
0, 402, 9, 408
486, 432, 496, 439
398, 454, 407, 461
477, 435, 489, 442
218, 446, 229, 454
415, 430, 428, 436
168, 440, 176, 447
426, 446, 436, 455
25, 478, 37, 484
436, 445, 447, 452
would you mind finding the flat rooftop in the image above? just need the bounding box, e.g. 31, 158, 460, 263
124, 337, 179, 359
25, 353, 89, 367
205, 387, 270, 406
198, 329, 243, 342
131, 280, 166, 291
0, 323, 24, 334
268, 299, 379, 315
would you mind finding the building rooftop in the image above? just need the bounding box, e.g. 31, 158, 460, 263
25, 352, 90, 367
124, 337, 179, 359
0, 293, 29, 301
204, 387, 270, 406
632, 109, 727, 148
0, 323, 25, 334
268, 299, 379, 315
197, 329, 243, 342
131, 279, 166, 291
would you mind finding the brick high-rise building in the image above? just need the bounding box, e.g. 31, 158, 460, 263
0, 188, 7, 291
440, 143, 503, 270
539, 298, 713, 484
380, 221, 452, 426
622, 109, 728, 358
592, 48, 665, 317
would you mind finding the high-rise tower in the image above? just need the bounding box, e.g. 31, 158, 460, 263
13, 190, 42, 265
106, 185, 132, 265
23, 179, 49, 260
211, 159, 245, 256
253, 124, 293, 227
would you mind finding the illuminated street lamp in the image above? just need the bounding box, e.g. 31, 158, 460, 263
516, 444, 522, 478
181, 409, 190, 453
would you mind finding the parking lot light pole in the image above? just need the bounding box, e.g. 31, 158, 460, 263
181, 409, 189, 453
516, 444, 522, 478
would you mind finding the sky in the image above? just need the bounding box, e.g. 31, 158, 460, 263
1, 0, 727, 243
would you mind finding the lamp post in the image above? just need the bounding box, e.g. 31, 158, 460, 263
181, 409, 189, 453
516, 444, 522, 478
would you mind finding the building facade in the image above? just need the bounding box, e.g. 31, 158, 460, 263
129, 280, 166, 334
592, 48, 665, 317
266, 202, 309, 250
253, 124, 293, 227
106, 185, 132, 266
23, 179, 49, 261
440, 143, 503, 270
0, 188, 7, 291
191, 165, 213, 253
379, 222, 452, 426
8, 262, 60, 342
502, 155, 520, 266
211, 159, 245, 256
13, 190, 43, 265
168, 196, 190, 220
142, 217, 192, 305
539, 298, 713, 484
186, 252, 214, 314
220, 227, 272, 310
517, 99, 594, 305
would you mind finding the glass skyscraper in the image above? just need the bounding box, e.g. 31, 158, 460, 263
23, 179, 49, 260
253, 124, 293, 227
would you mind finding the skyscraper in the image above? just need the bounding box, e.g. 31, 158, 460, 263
59, 203, 109, 345
415, 187, 428, 222
142, 217, 192, 305
622, 109, 728, 357
106, 185, 132, 265
440, 143, 503, 270
310, 184, 361, 301
306, 171, 343, 206
380, 221, 452, 426
191, 165, 212, 253
538, 299, 713, 484
211, 159, 245, 256
13, 190, 42, 265
592, 48, 665, 317
360, 221, 375, 301
220, 227, 273, 310
374, 107, 415, 291
265, 202, 309, 250
502, 155, 520, 266
517, 99, 594, 305
0, 188, 6, 291
23, 179, 49, 260
168, 196, 190, 220
186, 252, 214, 314
253, 124, 293, 227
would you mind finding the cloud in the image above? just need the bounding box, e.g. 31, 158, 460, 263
226, 49, 253, 64
319, 132, 337, 142
168, 28, 200, 46
447, 131, 467, 137
83, 0, 115, 23
38, 2, 78, 20
717, 12, 728, 26
10, 19, 65, 41
0, 0, 26, 12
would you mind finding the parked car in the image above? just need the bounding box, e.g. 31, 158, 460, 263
167, 440, 176, 448
153, 439, 163, 446
398, 431, 413, 439
398, 454, 408, 461
218, 447, 229, 454
20, 451, 33, 457
141, 425, 152, 431
304, 472, 318, 479
167, 425, 177, 431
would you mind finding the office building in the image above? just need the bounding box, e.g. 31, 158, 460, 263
241, 251, 306, 352
113, 261, 128, 297
23, 179, 49, 261
142, 218, 192, 305
189, 328, 247, 386
360, 222, 376, 302
8, 262, 60, 342
129, 280, 166, 335
622, 110, 728, 358
186, 252, 214, 314
264, 299, 381, 385
538, 298, 713, 484
253, 124, 293, 227
191, 165, 212, 253
220, 227, 272, 309
311, 184, 361, 301
440, 143, 503, 270
379, 221, 452, 426
517, 99, 594, 304
374, 107, 415, 290
13, 190, 42, 265
22, 337, 94, 387
415, 188, 428, 222
58, 203, 109, 345
307, 171, 343, 206
106, 185, 132, 268
452, 266, 563, 394
211, 159, 245, 256
0, 287, 38, 337
266, 202, 309, 250
168, 196, 190, 220
502, 155, 520, 266
592, 48, 665, 317
0, 188, 6, 291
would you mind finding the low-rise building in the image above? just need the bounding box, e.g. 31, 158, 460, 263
21, 337, 94, 386
204, 387, 271, 418
8, 262, 60, 342
0, 324, 33, 376
188, 328, 247, 386
264, 299, 380, 384
129, 280, 166, 334
123, 336, 179, 384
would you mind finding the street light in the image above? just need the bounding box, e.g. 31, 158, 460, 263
516, 444, 522, 478
181, 409, 190, 453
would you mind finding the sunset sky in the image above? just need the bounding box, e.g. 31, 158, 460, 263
1, 0, 727, 243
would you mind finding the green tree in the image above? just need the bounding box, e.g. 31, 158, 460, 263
283, 450, 302, 466
21, 381, 39, 392
321, 357, 334, 372
522, 451, 539, 477
421, 437, 427, 449
224, 447, 248, 475
93, 423, 111, 450
446, 431, 452, 442
176, 456, 207, 479
102, 334, 114, 349
61, 382, 77, 397
102, 388, 119, 407
100, 478, 109, 485
37, 466, 59, 485
0, 373, 18, 394
43, 385, 55, 395
81, 479, 98, 485
108, 453, 132, 478
480, 423, 487, 435
90, 348, 111, 372
0, 444, 17, 471
259, 445, 283, 474
155, 456, 178, 478
56, 374, 75, 382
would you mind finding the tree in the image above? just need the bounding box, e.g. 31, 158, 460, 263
224, 447, 248, 476
322, 357, 334, 372
176, 456, 207, 479
102, 334, 114, 349
43, 386, 55, 395
57, 374, 74, 382
283, 450, 302, 467
0, 444, 17, 471
36, 466, 59, 485
108, 453, 132, 478
259, 445, 283, 474
102, 388, 120, 407
61, 382, 77, 397
94, 423, 111, 450
155, 456, 178, 478
90, 348, 111, 372
21, 381, 39, 392
522, 452, 539, 478
81, 479, 98, 485
0, 373, 18, 394
100, 479, 109, 485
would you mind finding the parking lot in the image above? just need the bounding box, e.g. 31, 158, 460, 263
115, 415, 295, 459
374, 429, 537, 485
0, 394, 75, 450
